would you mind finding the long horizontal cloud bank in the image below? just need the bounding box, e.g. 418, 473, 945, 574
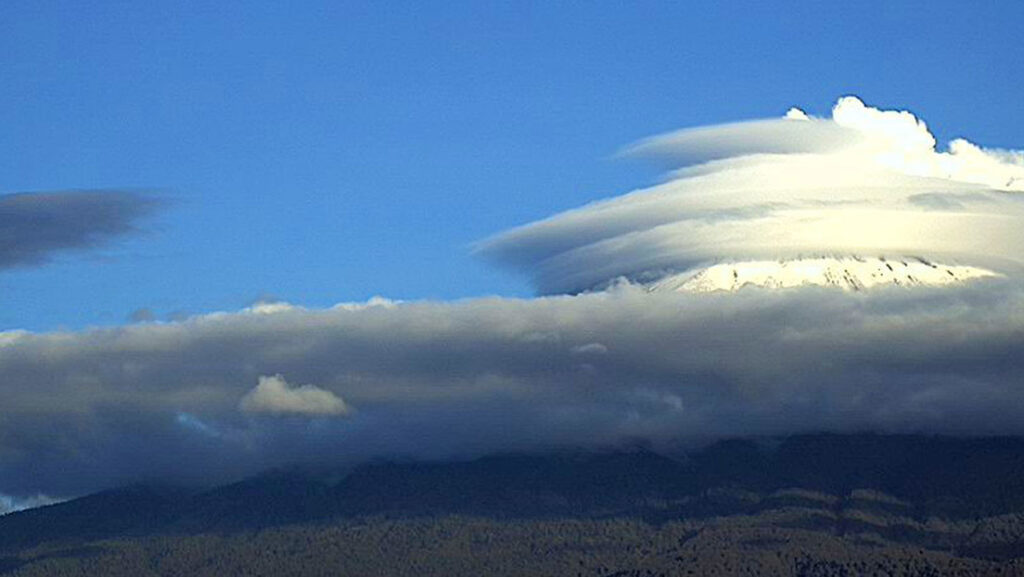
477, 97, 1024, 294
0, 190, 160, 270
3, 282, 1024, 498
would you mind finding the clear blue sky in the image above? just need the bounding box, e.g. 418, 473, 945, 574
3, 1, 1023, 331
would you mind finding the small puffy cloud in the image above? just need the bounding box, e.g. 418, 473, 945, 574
0, 190, 161, 271
239, 375, 351, 417
784, 107, 809, 120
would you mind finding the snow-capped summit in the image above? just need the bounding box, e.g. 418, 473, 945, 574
643, 256, 997, 293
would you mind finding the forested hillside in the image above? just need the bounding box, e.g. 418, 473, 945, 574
3, 434, 1024, 576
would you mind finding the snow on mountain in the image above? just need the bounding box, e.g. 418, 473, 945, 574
643, 256, 998, 293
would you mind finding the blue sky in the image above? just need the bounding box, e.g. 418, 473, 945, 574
3, 1, 1023, 331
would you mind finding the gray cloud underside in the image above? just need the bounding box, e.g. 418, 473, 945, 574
0, 190, 160, 270
2, 283, 1023, 497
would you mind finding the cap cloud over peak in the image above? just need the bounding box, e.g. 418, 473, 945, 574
478, 97, 1024, 295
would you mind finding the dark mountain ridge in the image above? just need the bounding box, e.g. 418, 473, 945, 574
4, 433, 1024, 554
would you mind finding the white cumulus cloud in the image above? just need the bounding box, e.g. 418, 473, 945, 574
240, 375, 351, 416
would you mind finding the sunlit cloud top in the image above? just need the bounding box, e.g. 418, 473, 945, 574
478, 97, 1024, 295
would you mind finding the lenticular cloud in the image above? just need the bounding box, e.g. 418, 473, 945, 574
478, 97, 1024, 295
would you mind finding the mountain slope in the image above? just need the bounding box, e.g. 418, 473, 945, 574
3, 435, 1024, 575
4, 434, 1024, 553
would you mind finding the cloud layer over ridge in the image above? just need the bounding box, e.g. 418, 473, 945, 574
3, 281, 1024, 498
